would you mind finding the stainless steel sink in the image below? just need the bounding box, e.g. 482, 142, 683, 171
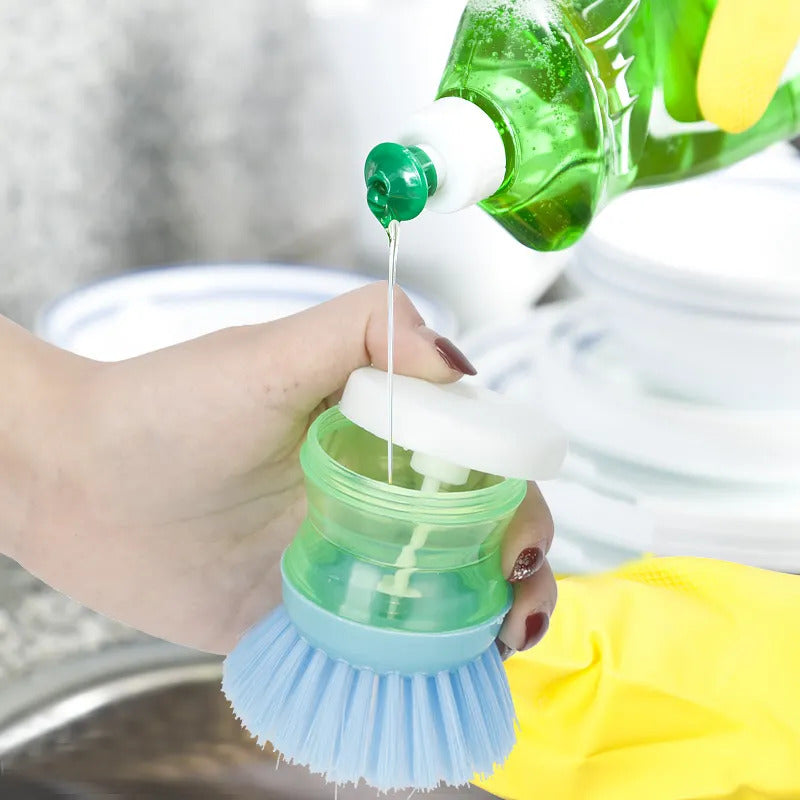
0, 642, 496, 799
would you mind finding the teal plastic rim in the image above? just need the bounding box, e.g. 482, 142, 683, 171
281, 556, 510, 676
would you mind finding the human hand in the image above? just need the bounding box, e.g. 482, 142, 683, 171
12, 283, 555, 655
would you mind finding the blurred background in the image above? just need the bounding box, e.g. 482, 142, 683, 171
0, 1, 798, 797
0, 0, 557, 332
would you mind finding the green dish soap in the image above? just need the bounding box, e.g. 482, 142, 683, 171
364, 0, 800, 251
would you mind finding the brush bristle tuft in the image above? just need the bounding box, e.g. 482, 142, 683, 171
222, 606, 516, 792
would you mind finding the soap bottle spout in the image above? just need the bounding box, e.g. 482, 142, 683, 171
364, 143, 438, 228
364, 97, 507, 228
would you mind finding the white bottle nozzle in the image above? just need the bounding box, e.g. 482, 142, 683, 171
399, 97, 507, 213
410, 451, 470, 487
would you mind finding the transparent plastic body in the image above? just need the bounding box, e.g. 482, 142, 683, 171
366, 0, 800, 250
282, 408, 525, 634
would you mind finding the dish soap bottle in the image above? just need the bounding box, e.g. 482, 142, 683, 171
364, 0, 800, 251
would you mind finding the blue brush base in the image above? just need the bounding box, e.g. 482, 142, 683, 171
222, 602, 517, 791
281, 563, 510, 675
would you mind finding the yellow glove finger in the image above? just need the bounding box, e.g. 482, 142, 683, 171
698, 0, 800, 133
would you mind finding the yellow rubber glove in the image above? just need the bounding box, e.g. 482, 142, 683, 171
698, 0, 800, 133
477, 557, 800, 800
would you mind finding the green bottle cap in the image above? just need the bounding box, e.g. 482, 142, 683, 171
364, 143, 438, 227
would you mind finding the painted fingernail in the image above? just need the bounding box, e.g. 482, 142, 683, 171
521, 611, 550, 651
434, 337, 477, 376
496, 640, 515, 661
509, 547, 545, 583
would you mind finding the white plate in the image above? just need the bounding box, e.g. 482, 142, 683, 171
36, 264, 457, 360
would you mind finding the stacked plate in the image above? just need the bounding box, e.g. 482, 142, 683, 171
464, 174, 800, 575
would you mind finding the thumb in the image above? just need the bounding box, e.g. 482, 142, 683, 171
265, 281, 476, 411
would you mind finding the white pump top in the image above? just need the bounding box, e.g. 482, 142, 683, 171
399, 97, 507, 213
339, 367, 567, 482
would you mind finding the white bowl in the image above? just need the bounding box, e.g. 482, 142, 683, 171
576, 177, 800, 319
36, 263, 457, 360
571, 262, 800, 408
570, 177, 800, 407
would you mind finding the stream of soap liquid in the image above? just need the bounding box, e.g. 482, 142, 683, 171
386, 219, 399, 484
382, 221, 447, 609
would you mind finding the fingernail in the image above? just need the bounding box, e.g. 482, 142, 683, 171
521, 611, 550, 651
434, 337, 477, 376
496, 639, 515, 661
509, 547, 545, 583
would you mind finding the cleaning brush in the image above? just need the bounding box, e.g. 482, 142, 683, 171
222, 367, 566, 792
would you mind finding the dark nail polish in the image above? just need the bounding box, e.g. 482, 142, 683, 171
435, 337, 478, 376
522, 611, 550, 651
509, 547, 544, 583
496, 640, 515, 661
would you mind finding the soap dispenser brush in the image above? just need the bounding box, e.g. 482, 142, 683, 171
223, 367, 567, 791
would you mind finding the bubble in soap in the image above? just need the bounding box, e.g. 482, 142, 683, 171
468, 0, 559, 29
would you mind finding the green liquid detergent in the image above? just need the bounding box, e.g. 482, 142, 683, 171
364, 0, 800, 251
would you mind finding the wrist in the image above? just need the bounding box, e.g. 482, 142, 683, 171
0, 316, 95, 562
